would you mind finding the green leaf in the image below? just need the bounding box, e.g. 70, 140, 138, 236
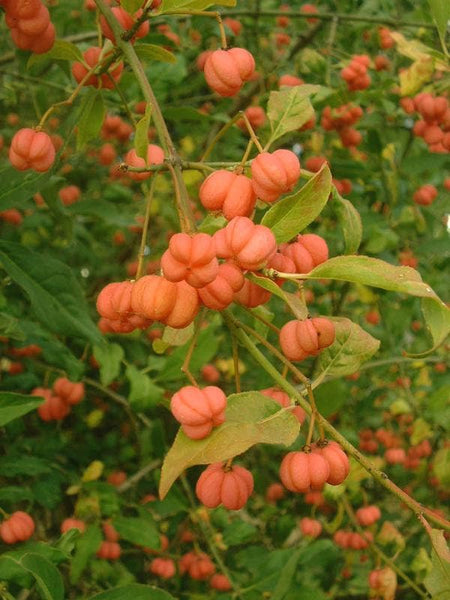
90, 584, 175, 600
162, 323, 194, 346
261, 166, 332, 243
0, 241, 102, 345
414, 297, 450, 357
93, 343, 124, 387
0, 312, 25, 340
20, 553, 64, 600
302, 256, 450, 354
135, 43, 177, 64
433, 448, 450, 489
271, 548, 303, 600
267, 85, 320, 145
134, 103, 153, 159
28, 40, 83, 69
159, 392, 300, 498
70, 525, 102, 585
160, 0, 236, 12
332, 192, 362, 254
76, 89, 106, 151
158, 322, 220, 382
0, 167, 53, 211
120, 0, 144, 12
315, 317, 380, 383
248, 274, 307, 320
423, 529, 450, 599
126, 365, 164, 410
428, 0, 450, 49
112, 514, 159, 548
0, 392, 43, 426
410, 418, 433, 446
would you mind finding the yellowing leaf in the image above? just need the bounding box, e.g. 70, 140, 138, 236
81, 460, 104, 482
400, 58, 434, 96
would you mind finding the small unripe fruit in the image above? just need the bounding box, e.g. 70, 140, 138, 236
261, 387, 306, 424
213, 216, 277, 271
100, 7, 149, 44
72, 46, 123, 89
196, 462, 254, 510
233, 278, 271, 308
356, 505, 381, 526
204, 48, 255, 97
125, 145, 164, 181
60, 518, 86, 534
53, 377, 85, 405
299, 517, 322, 538
97, 540, 121, 560
149, 557, 176, 579
0, 511, 35, 544
161, 232, 219, 288
9, 128, 55, 173
199, 170, 256, 220
265, 482, 285, 503
251, 149, 301, 203
279, 317, 335, 362
314, 441, 350, 485
131, 275, 199, 329
198, 262, 245, 310
280, 233, 329, 273
210, 573, 232, 591
170, 386, 227, 439
280, 450, 330, 493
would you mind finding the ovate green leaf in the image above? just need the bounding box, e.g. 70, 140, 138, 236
0, 393, 43, 427
0, 241, 102, 344
261, 166, 332, 243
315, 317, 380, 383
159, 392, 300, 498
135, 43, 177, 63
76, 89, 106, 150
267, 85, 320, 145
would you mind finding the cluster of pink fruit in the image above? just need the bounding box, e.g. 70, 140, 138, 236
0, 0, 55, 55
31, 378, 85, 421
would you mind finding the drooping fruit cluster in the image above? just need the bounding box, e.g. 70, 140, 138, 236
334, 529, 373, 550
321, 103, 364, 148
204, 48, 256, 97
32, 378, 85, 422
72, 47, 124, 89
280, 441, 350, 493
149, 558, 176, 579
2, 0, 55, 54
9, 129, 55, 173
170, 386, 227, 440
0, 511, 35, 544
402, 93, 450, 153
179, 551, 216, 580
340, 55, 371, 91
195, 462, 254, 510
